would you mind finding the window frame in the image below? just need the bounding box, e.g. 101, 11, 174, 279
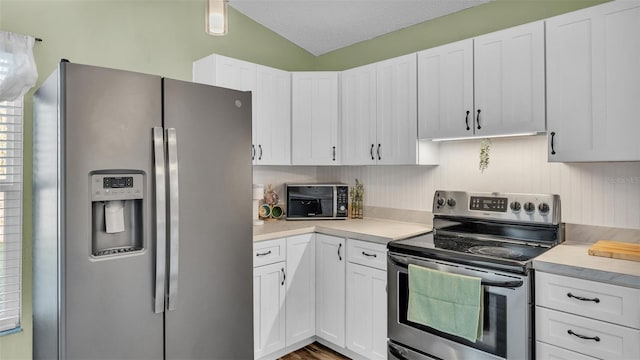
0, 55, 24, 336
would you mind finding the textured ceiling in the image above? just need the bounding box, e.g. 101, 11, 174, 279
229, 0, 493, 56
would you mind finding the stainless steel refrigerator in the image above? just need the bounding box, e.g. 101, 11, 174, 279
33, 61, 254, 359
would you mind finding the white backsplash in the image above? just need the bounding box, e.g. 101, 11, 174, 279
253, 165, 318, 202
317, 135, 640, 230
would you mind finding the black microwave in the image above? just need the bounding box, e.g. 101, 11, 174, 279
286, 184, 349, 220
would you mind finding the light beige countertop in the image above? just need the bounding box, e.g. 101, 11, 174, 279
533, 243, 640, 289
253, 217, 432, 245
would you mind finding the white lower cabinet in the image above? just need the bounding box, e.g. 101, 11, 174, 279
346, 239, 388, 360
535, 271, 640, 360
253, 261, 286, 359
346, 262, 387, 360
536, 341, 598, 360
285, 234, 316, 345
315, 234, 346, 346
254, 236, 316, 360
254, 234, 389, 359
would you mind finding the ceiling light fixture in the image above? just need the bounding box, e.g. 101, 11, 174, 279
206, 0, 228, 36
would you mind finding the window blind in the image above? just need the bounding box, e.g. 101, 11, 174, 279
0, 52, 23, 333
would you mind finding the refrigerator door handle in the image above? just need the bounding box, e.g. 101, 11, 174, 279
152, 127, 167, 314
166, 128, 180, 311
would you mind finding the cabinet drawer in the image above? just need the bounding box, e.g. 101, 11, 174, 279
536, 307, 640, 360
535, 272, 640, 329
347, 239, 387, 270
536, 341, 598, 360
253, 238, 286, 267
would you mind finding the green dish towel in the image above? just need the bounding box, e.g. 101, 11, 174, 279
407, 264, 483, 342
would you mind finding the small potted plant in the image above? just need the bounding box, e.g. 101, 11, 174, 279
350, 179, 364, 219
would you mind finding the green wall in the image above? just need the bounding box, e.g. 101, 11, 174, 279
315, 0, 609, 70
0, 0, 608, 358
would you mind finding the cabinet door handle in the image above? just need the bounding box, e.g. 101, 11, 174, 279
370, 144, 375, 160
550, 132, 557, 155
258, 144, 263, 160
362, 251, 377, 258
338, 243, 342, 261
377, 144, 382, 160
567, 329, 600, 342
252, 144, 255, 160
281, 268, 286, 286
567, 292, 600, 303
476, 109, 482, 130
465, 110, 470, 131
256, 250, 272, 257
332, 146, 336, 161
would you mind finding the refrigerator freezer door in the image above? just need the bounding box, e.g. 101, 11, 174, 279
162, 78, 254, 359
153, 127, 167, 314
61, 63, 164, 359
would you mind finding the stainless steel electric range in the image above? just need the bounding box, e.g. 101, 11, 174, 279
387, 190, 564, 360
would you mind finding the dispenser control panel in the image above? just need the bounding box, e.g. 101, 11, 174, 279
91, 173, 144, 201
103, 176, 133, 188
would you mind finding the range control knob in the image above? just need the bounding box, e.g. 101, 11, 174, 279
339, 205, 346, 212
538, 202, 550, 215
510, 201, 521, 213
523, 202, 536, 214
447, 198, 457, 208
436, 197, 446, 207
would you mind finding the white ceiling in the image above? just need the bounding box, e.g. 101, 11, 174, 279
228, 0, 493, 56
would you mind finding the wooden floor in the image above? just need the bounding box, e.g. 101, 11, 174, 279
278, 342, 351, 360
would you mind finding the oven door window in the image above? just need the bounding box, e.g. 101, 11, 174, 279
398, 272, 507, 358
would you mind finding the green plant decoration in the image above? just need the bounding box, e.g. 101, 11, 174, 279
350, 179, 364, 219
479, 138, 492, 173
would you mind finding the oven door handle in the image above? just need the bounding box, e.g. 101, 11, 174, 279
388, 254, 411, 269
388, 255, 524, 288
481, 279, 523, 288
388, 343, 409, 360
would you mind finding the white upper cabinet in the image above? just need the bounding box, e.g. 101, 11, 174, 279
376, 54, 420, 165
418, 21, 545, 140
341, 63, 378, 165
342, 55, 438, 165
546, 1, 640, 162
418, 39, 474, 139
474, 21, 545, 137
192, 54, 291, 165
291, 72, 340, 165
255, 65, 291, 165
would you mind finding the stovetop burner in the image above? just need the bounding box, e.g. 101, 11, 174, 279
468, 246, 524, 259
433, 235, 548, 262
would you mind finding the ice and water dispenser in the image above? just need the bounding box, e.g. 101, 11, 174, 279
90, 172, 144, 257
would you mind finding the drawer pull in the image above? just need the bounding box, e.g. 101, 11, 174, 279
567, 329, 600, 342
567, 292, 600, 303
256, 250, 272, 257
362, 251, 377, 258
